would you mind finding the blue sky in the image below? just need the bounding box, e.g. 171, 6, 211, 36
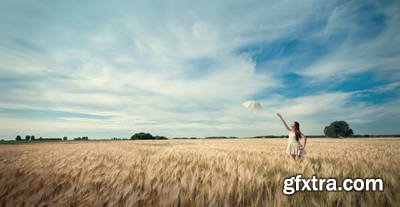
0, 0, 399, 139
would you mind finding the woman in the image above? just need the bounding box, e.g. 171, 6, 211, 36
276, 113, 307, 160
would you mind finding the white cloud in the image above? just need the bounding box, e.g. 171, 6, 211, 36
300, 2, 400, 80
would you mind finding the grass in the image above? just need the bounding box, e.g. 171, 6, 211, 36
0, 138, 399, 206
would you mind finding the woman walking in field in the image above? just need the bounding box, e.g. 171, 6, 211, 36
276, 113, 307, 160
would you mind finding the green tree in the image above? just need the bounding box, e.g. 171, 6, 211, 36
16, 135, 21, 141
63, 136, 68, 141
25, 135, 31, 141
154, 136, 168, 140
324, 121, 354, 138
31, 135, 35, 141
131, 132, 154, 140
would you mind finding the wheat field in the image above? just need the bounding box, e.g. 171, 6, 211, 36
0, 138, 399, 207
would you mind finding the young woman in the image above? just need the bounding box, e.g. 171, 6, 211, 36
276, 113, 307, 160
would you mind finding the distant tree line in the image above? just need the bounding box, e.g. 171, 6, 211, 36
205, 136, 238, 139
73, 136, 89, 140
14, 135, 93, 141
130, 132, 168, 140
350, 134, 400, 138
173, 137, 199, 139
15, 135, 64, 141
254, 135, 288, 138
111, 137, 129, 140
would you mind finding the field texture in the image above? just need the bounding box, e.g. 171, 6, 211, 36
0, 138, 399, 207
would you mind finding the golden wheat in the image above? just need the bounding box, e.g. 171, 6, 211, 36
0, 138, 399, 207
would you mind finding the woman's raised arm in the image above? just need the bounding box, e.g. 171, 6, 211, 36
276, 113, 291, 131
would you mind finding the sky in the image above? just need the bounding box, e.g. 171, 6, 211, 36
0, 0, 399, 139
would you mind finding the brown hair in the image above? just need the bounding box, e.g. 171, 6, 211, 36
294, 121, 301, 141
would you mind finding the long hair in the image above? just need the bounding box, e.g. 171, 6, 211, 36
294, 121, 301, 141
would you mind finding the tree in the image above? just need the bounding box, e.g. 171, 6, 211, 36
324, 126, 336, 137
25, 135, 31, 141
63, 136, 68, 141
324, 121, 354, 138
154, 136, 168, 140
348, 129, 354, 136
74, 136, 88, 140
31, 135, 35, 141
131, 132, 154, 140
16, 135, 21, 141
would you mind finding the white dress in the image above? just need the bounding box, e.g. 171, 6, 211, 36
286, 131, 306, 156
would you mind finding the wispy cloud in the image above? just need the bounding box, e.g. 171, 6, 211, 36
300, 2, 400, 80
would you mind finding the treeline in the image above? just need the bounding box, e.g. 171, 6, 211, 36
205, 136, 238, 139
73, 136, 89, 140
173, 136, 238, 139
351, 134, 400, 138
9, 132, 170, 142
15, 135, 64, 141
130, 132, 167, 140
14, 135, 89, 141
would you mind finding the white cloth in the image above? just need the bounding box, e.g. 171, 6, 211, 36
286, 131, 306, 155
